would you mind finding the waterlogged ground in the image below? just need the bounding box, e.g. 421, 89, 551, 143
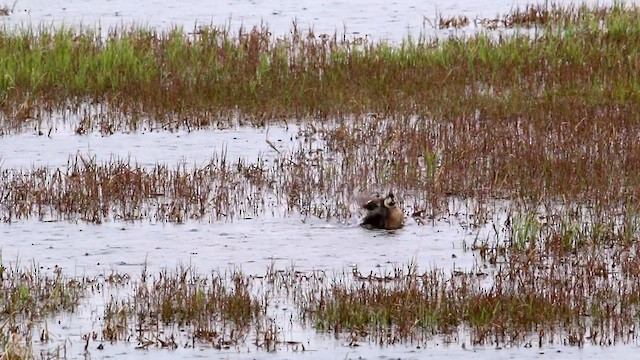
28, 326, 640, 360
0, 123, 498, 359
5, 124, 636, 359
3, 1, 640, 359
1, 122, 487, 274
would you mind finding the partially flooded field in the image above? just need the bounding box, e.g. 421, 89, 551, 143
3, 1, 640, 359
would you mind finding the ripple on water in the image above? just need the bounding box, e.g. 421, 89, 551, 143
0, 0, 617, 43
1, 214, 484, 276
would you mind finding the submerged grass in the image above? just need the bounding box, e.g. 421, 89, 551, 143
0, 153, 272, 223
0, 261, 90, 359
0, 262, 88, 320
102, 265, 266, 349
299, 249, 640, 347
2, 258, 640, 352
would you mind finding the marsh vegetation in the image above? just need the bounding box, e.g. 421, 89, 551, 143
3, 1, 640, 358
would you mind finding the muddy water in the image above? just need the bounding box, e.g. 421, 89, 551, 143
0, 0, 636, 358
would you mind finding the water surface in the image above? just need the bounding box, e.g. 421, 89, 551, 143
2, 0, 625, 41
0, 0, 633, 358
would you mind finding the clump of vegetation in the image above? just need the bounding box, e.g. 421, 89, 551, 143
0, 261, 90, 359
2, 258, 640, 353
297, 253, 640, 347
0, 153, 272, 223
102, 265, 266, 349
1, 3, 640, 227
0, 262, 88, 320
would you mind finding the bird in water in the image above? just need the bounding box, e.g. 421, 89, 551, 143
360, 192, 404, 230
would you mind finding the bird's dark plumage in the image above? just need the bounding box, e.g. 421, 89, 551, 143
360, 192, 404, 230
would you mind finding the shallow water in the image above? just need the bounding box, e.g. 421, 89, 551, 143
33, 307, 640, 360
1, 211, 483, 276
2, 0, 628, 42
0, 0, 636, 358
0, 125, 291, 169
36, 342, 640, 360
0, 121, 498, 358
